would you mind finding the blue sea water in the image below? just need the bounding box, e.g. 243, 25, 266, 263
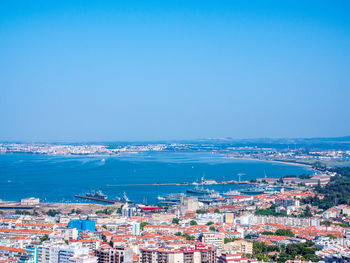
0, 152, 312, 204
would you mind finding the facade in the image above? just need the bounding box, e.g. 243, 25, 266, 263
201, 232, 224, 249
95, 247, 120, 263
140, 245, 216, 263
21, 198, 40, 206
217, 253, 249, 263
68, 220, 96, 233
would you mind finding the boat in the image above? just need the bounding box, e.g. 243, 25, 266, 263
87, 190, 107, 199
198, 193, 222, 203
75, 190, 115, 203
157, 193, 183, 204
240, 186, 265, 195
114, 192, 132, 203
186, 186, 214, 195
222, 189, 241, 196
186, 177, 214, 195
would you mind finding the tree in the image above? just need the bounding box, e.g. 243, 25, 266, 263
140, 222, 149, 230
172, 218, 180, 224
209, 226, 216, 231
321, 221, 332, 227
261, 231, 274, 235
206, 221, 214, 226
275, 229, 294, 237
327, 234, 337, 240
214, 209, 220, 213
190, 220, 197, 225
40, 234, 49, 242
46, 209, 59, 217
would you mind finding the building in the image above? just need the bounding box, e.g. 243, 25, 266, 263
21, 197, 40, 206
223, 240, 253, 255
68, 220, 96, 233
180, 196, 199, 216
217, 253, 249, 263
121, 203, 137, 217
224, 213, 234, 224
140, 245, 216, 263
200, 232, 225, 249
95, 247, 120, 263
131, 222, 140, 236
69, 255, 98, 263
275, 198, 300, 208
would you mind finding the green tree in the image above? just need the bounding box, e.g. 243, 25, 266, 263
206, 221, 214, 226
190, 220, 197, 226
40, 234, 49, 242
172, 218, 180, 224
46, 209, 59, 217
140, 222, 149, 230
275, 229, 294, 237
209, 226, 216, 231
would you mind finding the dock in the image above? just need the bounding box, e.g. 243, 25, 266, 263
74, 195, 116, 204
106, 180, 250, 187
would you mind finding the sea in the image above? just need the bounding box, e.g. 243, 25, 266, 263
0, 151, 313, 205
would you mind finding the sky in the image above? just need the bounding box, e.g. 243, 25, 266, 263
1, 0, 350, 142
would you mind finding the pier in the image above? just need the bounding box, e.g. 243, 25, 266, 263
106, 180, 250, 187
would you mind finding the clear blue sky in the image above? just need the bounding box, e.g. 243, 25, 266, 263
1, 0, 350, 142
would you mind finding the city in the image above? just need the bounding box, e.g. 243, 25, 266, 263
0, 165, 349, 263
1, 0, 350, 262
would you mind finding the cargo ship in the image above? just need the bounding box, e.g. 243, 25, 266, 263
75, 190, 115, 204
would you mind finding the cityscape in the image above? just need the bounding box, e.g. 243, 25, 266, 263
1, 1, 350, 263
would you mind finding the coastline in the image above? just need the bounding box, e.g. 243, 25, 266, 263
225, 156, 315, 169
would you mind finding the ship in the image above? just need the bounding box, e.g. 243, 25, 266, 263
75, 190, 115, 204
240, 186, 265, 195
222, 189, 241, 196
186, 186, 214, 195
157, 193, 183, 204
114, 192, 132, 203
198, 192, 222, 204
186, 177, 214, 195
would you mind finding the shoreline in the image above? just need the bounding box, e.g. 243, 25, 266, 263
225, 156, 315, 169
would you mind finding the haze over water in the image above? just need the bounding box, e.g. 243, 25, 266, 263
0, 152, 312, 204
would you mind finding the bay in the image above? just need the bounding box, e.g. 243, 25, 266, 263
0, 152, 312, 204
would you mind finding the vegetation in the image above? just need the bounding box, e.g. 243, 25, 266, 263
196, 209, 208, 214
299, 205, 313, 218
260, 229, 294, 237
299, 174, 312, 179
224, 237, 238, 244
96, 208, 115, 215
320, 221, 332, 227
15, 210, 31, 215
275, 229, 294, 237
261, 231, 275, 235
46, 209, 59, 217
71, 209, 82, 214
172, 218, 180, 224
327, 234, 337, 239
209, 226, 216, 231
140, 222, 149, 230
190, 220, 198, 225
40, 234, 49, 242
206, 221, 214, 226
214, 208, 220, 213
248, 241, 321, 263
255, 204, 287, 217
302, 167, 350, 210
175, 232, 196, 240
